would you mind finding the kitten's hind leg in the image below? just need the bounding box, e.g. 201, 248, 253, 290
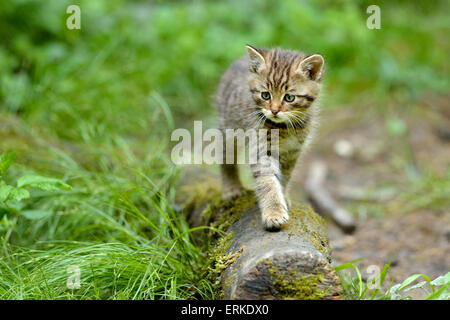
220, 134, 245, 200
220, 163, 245, 200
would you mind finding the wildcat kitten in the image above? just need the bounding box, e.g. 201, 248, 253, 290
216, 45, 324, 230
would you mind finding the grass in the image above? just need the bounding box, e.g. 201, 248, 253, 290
0, 0, 449, 299
0, 147, 216, 299
336, 260, 450, 300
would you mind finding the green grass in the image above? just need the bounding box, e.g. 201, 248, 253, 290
336, 261, 450, 300
0, 0, 449, 299
0, 147, 216, 299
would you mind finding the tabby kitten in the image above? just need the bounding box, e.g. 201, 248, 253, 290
216, 45, 325, 230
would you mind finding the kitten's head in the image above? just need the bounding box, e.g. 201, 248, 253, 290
246, 45, 325, 126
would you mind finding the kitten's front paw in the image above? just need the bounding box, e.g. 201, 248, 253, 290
222, 187, 245, 201
262, 207, 289, 231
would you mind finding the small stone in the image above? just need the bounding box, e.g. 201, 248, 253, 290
333, 139, 354, 158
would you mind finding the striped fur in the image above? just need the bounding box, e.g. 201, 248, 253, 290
216, 45, 325, 230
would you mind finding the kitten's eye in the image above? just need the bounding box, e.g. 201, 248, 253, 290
284, 94, 295, 102
261, 92, 271, 100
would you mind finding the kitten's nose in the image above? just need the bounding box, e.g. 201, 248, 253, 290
271, 107, 280, 116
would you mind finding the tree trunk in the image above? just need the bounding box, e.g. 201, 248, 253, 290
176, 167, 342, 300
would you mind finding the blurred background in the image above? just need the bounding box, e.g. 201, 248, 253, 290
0, 0, 448, 299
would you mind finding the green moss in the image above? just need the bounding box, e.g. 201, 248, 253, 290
179, 177, 256, 237
184, 180, 329, 299
182, 180, 256, 298
200, 232, 243, 299
281, 203, 331, 259
179, 176, 221, 216
265, 259, 330, 300
207, 191, 256, 234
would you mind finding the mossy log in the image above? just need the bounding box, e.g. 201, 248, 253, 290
176, 167, 342, 300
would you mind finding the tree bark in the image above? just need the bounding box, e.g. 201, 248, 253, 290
177, 167, 342, 300
305, 160, 356, 234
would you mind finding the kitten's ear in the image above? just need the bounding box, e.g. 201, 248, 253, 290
246, 45, 266, 73
297, 54, 325, 81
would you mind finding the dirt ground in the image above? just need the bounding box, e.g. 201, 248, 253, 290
292, 96, 450, 299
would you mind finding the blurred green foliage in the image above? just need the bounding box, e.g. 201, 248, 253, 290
1, 0, 448, 139
0, 0, 448, 299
